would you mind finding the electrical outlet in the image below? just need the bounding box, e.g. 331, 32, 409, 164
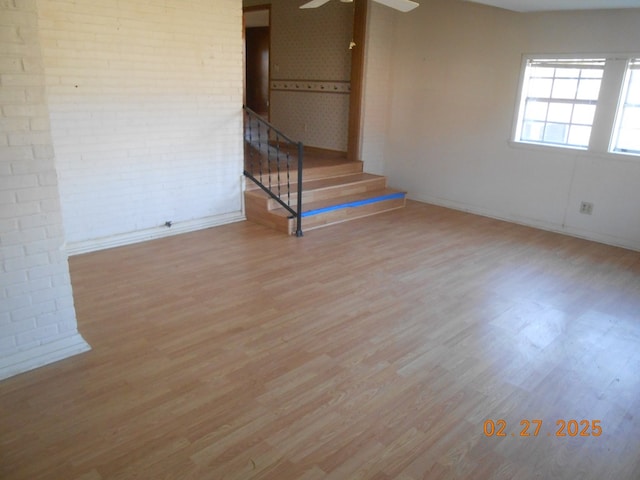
579, 201, 593, 215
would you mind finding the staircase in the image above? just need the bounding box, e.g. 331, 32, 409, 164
244, 153, 406, 235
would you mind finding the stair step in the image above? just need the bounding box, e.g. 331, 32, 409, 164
244, 160, 364, 191
299, 189, 406, 232
302, 160, 364, 180
245, 173, 389, 210
251, 188, 406, 234
245, 192, 292, 233
301, 191, 406, 218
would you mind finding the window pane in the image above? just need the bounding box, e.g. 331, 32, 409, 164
622, 106, 640, 126
611, 60, 640, 155
524, 101, 548, 121
530, 66, 554, 78
627, 71, 640, 104
572, 104, 596, 125
552, 79, 578, 99
581, 69, 604, 79
616, 107, 640, 152
547, 103, 572, 123
616, 129, 640, 152
515, 58, 604, 149
529, 78, 552, 97
543, 123, 568, 144
521, 121, 545, 142
576, 79, 601, 100
555, 68, 577, 78
568, 125, 591, 147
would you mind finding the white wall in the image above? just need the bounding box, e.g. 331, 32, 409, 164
360, 1, 395, 176
366, 0, 640, 251
1, 0, 90, 380
37, 0, 245, 253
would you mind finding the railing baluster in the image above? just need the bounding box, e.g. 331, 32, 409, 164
246, 109, 254, 177
286, 150, 291, 208
295, 141, 303, 237
275, 133, 282, 202
267, 125, 272, 191
257, 115, 263, 183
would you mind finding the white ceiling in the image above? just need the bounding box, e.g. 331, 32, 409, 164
465, 0, 640, 12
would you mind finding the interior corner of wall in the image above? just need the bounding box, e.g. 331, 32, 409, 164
0, 334, 91, 381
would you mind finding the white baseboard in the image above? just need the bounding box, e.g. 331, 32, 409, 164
65, 210, 246, 256
409, 194, 640, 252
0, 334, 91, 381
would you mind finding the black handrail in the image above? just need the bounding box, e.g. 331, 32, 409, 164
243, 106, 303, 237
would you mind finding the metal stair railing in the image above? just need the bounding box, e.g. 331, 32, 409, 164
243, 106, 303, 237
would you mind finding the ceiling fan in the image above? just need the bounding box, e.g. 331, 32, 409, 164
300, 0, 419, 13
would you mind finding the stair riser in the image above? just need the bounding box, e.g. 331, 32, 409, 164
266, 178, 387, 210
245, 162, 364, 191
247, 192, 406, 236
288, 197, 406, 234
245, 194, 291, 234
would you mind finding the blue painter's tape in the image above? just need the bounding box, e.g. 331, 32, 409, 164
301, 192, 405, 218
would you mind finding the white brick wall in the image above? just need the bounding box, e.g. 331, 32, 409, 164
37, 0, 245, 250
1, 0, 90, 380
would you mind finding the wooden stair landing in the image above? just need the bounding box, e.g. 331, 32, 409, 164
244, 158, 406, 235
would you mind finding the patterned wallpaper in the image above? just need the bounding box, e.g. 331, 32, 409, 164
245, 0, 354, 151
270, 90, 350, 152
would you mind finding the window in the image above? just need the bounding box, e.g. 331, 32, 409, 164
611, 58, 640, 155
515, 58, 605, 149
513, 55, 640, 157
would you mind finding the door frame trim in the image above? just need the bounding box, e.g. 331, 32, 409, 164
348, 0, 367, 162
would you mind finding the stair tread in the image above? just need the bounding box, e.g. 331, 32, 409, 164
296, 172, 383, 193
244, 172, 385, 200
244, 160, 363, 190
267, 188, 406, 218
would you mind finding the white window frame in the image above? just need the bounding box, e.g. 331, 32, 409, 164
511, 53, 640, 159
610, 58, 640, 155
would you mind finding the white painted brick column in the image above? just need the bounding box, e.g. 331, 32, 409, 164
0, 0, 90, 380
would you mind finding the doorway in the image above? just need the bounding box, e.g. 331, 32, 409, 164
242, 2, 366, 161
243, 6, 270, 118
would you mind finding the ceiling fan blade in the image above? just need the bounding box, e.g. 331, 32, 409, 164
373, 0, 419, 12
299, 0, 332, 8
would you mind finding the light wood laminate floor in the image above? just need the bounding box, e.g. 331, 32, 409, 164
2, 201, 640, 479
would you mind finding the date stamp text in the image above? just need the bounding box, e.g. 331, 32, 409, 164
483, 419, 602, 437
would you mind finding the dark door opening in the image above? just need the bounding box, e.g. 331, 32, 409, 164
244, 7, 270, 118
